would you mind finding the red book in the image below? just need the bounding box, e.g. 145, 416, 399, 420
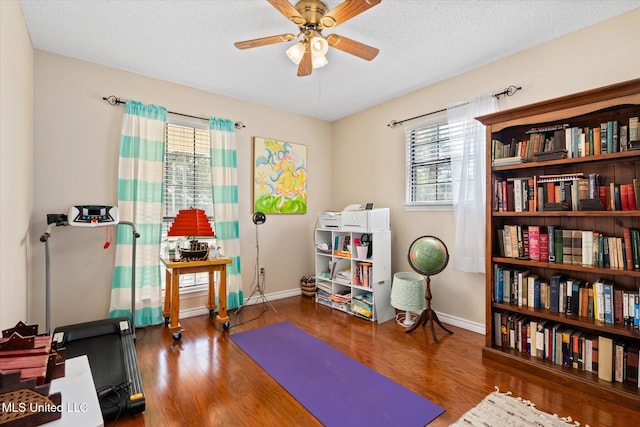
623, 227, 633, 269
506, 181, 514, 212
599, 185, 608, 210
614, 289, 624, 324
627, 183, 637, 210
546, 182, 556, 203
621, 184, 630, 210
528, 225, 540, 261
539, 233, 549, 263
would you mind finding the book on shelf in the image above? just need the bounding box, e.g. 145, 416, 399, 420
492, 156, 526, 166
492, 304, 640, 387
594, 281, 605, 322
614, 340, 626, 383
547, 225, 555, 262
614, 289, 624, 325
603, 282, 614, 325
495, 172, 640, 213
539, 232, 549, 264
493, 266, 640, 327
625, 344, 639, 387
562, 230, 572, 265
630, 116, 639, 142
494, 265, 504, 303
528, 225, 540, 261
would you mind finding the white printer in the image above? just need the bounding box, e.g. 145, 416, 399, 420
341, 208, 389, 232
319, 207, 389, 232
318, 211, 342, 229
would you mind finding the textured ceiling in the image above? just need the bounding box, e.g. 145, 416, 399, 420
19, 0, 640, 121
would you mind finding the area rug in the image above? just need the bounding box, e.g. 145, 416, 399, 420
231, 321, 445, 427
450, 388, 588, 427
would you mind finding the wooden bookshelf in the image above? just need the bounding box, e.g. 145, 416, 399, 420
477, 78, 640, 410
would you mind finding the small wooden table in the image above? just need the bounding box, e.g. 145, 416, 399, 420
160, 257, 232, 338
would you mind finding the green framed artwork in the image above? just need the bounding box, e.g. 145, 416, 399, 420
253, 137, 307, 214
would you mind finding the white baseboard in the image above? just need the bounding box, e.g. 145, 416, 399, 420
435, 310, 485, 335
177, 288, 486, 336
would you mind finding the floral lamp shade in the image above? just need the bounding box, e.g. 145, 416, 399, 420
390, 272, 426, 327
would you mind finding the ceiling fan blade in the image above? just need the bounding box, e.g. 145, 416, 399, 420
268, 0, 306, 25
234, 33, 296, 49
320, 0, 381, 28
326, 34, 379, 61
297, 47, 312, 77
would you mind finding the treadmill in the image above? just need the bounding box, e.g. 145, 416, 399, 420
41, 205, 145, 421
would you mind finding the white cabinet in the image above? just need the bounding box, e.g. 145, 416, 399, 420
314, 209, 394, 323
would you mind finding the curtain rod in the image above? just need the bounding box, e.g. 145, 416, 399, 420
386, 85, 522, 129
102, 95, 246, 129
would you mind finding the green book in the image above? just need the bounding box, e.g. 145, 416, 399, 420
554, 228, 563, 264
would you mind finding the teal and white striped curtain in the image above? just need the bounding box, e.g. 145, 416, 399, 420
109, 100, 166, 326
210, 117, 243, 308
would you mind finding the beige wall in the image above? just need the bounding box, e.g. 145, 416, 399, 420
30, 52, 332, 330
0, 1, 34, 329
3, 3, 638, 332
331, 8, 640, 330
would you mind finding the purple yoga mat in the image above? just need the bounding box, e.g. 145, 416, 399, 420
231, 321, 445, 426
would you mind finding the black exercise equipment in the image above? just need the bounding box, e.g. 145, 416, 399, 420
41, 207, 145, 421
53, 318, 145, 420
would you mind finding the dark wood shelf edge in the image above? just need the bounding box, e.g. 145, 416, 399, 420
492, 210, 640, 217
492, 302, 640, 339
492, 150, 640, 171
482, 346, 640, 409
491, 256, 640, 278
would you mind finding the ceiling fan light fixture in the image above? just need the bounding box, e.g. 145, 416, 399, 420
312, 54, 328, 69
309, 35, 328, 57
286, 41, 306, 64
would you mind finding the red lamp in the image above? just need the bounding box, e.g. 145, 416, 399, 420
168, 208, 214, 238
168, 208, 214, 261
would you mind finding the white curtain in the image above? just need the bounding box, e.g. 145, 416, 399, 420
209, 117, 243, 308
109, 100, 166, 326
448, 94, 498, 273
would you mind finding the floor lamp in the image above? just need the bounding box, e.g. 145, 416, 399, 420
235, 212, 277, 314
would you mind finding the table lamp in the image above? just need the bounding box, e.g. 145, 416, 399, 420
390, 272, 426, 327
167, 208, 214, 261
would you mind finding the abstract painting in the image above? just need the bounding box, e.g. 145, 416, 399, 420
253, 137, 307, 214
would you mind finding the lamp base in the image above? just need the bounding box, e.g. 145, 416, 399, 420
405, 308, 454, 343
395, 311, 418, 328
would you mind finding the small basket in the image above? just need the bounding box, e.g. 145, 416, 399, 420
300, 275, 316, 297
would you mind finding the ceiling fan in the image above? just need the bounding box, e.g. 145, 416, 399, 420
234, 0, 381, 77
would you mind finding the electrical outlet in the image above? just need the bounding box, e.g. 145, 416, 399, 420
259, 265, 265, 275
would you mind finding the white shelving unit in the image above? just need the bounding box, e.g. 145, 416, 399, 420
314, 209, 394, 323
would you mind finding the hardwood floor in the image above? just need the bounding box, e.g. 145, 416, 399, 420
112, 296, 638, 426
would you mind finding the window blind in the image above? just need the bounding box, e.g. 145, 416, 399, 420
163, 123, 214, 290
406, 121, 463, 204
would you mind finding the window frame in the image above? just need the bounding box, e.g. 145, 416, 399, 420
404, 116, 458, 212
161, 118, 216, 294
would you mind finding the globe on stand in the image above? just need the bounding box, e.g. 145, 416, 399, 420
406, 235, 453, 342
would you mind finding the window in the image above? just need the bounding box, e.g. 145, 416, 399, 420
162, 122, 215, 291
405, 118, 465, 209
